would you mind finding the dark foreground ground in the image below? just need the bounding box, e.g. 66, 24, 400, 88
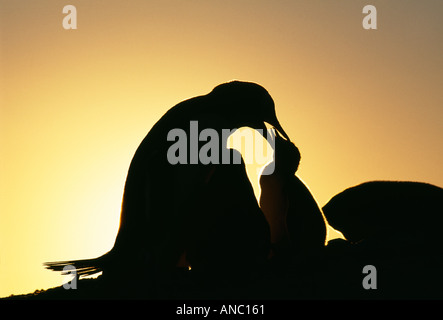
4, 238, 443, 301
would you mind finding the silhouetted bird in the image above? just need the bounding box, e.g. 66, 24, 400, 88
322, 181, 443, 299
259, 131, 326, 260
322, 181, 443, 244
44, 81, 289, 294
182, 148, 271, 294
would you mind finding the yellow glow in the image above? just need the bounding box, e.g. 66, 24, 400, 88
1, 1, 443, 297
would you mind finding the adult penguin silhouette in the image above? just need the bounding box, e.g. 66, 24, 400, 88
323, 181, 443, 244
322, 182, 443, 299
181, 147, 271, 295
45, 81, 289, 293
259, 131, 326, 260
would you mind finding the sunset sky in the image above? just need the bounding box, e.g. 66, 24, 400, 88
1, 0, 442, 297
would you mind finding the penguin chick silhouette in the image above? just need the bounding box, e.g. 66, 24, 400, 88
259, 131, 326, 258
44, 81, 288, 287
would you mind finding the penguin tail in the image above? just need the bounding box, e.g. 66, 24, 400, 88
43, 254, 108, 278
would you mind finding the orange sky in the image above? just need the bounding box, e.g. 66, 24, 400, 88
1, 0, 442, 297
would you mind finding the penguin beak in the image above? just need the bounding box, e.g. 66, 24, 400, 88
256, 120, 290, 143
270, 120, 290, 142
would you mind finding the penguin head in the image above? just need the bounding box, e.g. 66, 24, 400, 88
210, 81, 290, 141
272, 130, 301, 175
